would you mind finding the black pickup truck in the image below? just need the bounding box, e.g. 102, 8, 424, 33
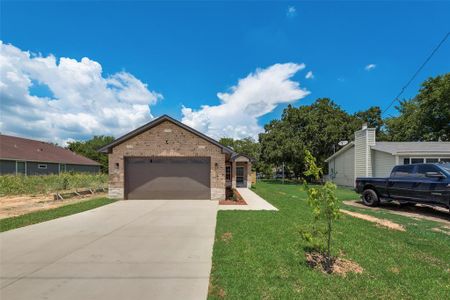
355, 163, 450, 209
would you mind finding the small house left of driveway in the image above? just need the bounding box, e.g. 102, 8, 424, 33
0, 134, 100, 175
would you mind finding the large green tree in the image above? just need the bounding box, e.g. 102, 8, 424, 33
219, 137, 260, 159
259, 98, 359, 177
218, 137, 269, 173
67, 135, 115, 173
385, 73, 450, 141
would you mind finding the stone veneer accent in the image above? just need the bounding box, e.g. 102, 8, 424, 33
108, 120, 226, 200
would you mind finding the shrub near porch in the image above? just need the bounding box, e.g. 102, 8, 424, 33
209, 181, 450, 299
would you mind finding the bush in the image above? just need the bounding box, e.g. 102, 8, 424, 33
0, 173, 108, 196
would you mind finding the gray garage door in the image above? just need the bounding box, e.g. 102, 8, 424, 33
125, 157, 211, 200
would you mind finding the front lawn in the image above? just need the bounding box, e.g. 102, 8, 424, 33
209, 181, 450, 299
0, 197, 116, 232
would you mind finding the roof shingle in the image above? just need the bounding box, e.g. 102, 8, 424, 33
0, 135, 100, 165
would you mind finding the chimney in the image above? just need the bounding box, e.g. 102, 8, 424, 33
354, 124, 376, 178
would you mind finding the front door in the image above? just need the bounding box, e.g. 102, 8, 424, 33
236, 166, 245, 187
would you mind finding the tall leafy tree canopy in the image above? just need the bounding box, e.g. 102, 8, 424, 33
67, 135, 114, 173
259, 98, 360, 176
218, 137, 267, 172
385, 73, 450, 141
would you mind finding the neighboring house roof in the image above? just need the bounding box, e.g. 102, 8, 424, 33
98, 115, 234, 154
324, 142, 355, 162
0, 134, 100, 165
325, 141, 450, 162
371, 142, 450, 155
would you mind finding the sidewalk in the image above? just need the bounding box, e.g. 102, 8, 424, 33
219, 188, 278, 211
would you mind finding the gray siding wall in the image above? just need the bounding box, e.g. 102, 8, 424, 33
372, 150, 396, 177
0, 160, 16, 175
0, 160, 100, 175
65, 164, 100, 173
26, 162, 59, 175
328, 146, 355, 187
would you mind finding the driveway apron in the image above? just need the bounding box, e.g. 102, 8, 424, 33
0, 200, 218, 300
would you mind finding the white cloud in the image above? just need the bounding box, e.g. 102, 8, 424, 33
0, 41, 162, 145
365, 64, 376, 71
305, 71, 314, 79
181, 63, 309, 140
286, 6, 297, 17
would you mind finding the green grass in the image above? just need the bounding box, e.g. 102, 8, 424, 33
0, 173, 108, 196
0, 197, 116, 232
209, 181, 450, 299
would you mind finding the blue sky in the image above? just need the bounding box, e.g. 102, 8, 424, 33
1, 1, 449, 143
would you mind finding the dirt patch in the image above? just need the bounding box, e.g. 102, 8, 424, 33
343, 200, 450, 226
305, 252, 363, 276
341, 209, 406, 231
389, 267, 400, 274
0, 192, 107, 219
431, 227, 450, 236
208, 279, 226, 299
220, 232, 233, 243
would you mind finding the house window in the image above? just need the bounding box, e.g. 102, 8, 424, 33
425, 158, 439, 163
411, 158, 424, 164
225, 166, 231, 181
16, 161, 26, 175
38, 164, 48, 169
404, 157, 450, 165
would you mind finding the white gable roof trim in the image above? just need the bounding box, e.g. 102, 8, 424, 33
371, 142, 450, 155
324, 142, 355, 162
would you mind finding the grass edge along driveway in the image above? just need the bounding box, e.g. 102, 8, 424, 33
0, 197, 116, 232
209, 181, 450, 299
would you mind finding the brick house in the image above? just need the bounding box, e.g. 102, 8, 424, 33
99, 115, 252, 200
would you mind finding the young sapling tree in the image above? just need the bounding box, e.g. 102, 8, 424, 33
301, 149, 340, 272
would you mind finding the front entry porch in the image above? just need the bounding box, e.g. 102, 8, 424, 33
225, 154, 252, 189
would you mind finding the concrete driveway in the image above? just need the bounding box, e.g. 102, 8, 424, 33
0, 200, 218, 300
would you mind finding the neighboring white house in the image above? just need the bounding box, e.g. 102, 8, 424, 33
325, 124, 450, 187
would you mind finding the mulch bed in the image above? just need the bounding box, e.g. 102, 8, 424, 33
219, 199, 247, 205
219, 188, 247, 205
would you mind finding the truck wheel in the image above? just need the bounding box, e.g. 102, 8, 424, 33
362, 189, 379, 207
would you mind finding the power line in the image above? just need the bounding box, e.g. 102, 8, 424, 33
382, 31, 449, 115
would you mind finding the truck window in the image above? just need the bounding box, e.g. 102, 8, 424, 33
416, 165, 440, 178
391, 165, 415, 178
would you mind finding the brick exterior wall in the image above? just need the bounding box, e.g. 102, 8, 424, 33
108, 120, 226, 200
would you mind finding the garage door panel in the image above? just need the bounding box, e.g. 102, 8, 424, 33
125, 157, 210, 200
